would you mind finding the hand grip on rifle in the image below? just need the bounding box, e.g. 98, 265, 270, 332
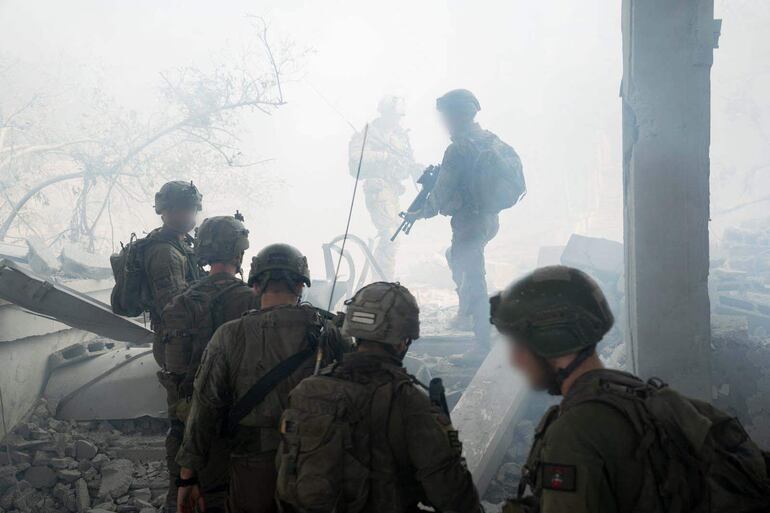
390, 164, 440, 242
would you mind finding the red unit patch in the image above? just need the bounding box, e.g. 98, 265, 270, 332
541, 463, 577, 492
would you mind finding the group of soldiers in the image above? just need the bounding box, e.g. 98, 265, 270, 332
350, 89, 522, 357
113, 89, 769, 513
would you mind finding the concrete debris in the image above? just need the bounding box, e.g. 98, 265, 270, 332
97, 459, 134, 499
60, 244, 113, 280
24, 466, 58, 488
560, 234, 623, 282
1, 400, 168, 513
25, 237, 60, 276
74, 440, 99, 461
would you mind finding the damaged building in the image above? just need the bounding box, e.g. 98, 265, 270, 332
1, 0, 769, 513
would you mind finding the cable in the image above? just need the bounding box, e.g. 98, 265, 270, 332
314, 123, 369, 374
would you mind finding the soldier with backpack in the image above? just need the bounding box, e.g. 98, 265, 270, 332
411, 89, 525, 359
175, 243, 352, 513
275, 282, 482, 513
491, 266, 770, 513
109, 181, 204, 510
160, 214, 255, 513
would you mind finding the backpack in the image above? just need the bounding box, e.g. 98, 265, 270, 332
462, 130, 525, 214
564, 371, 770, 513
110, 231, 198, 318
276, 368, 411, 513
109, 233, 154, 317
161, 279, 245, 376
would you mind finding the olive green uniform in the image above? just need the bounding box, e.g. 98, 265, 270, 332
325, 351, 482, 513
513, 369, 646, 513
161, 273, 256, 513
349, 118, 421, 280
142, 226, 200, 335
425, 122, 500, 347
176, 304, 351, 513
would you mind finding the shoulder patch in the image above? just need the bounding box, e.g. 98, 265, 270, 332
541, 463, 577, 492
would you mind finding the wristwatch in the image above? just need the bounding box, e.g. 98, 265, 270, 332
175, 475, 199, 488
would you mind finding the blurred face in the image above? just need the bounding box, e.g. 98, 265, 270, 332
506, 334, 550, 391
439, 109, 475, 136
162, 206, 198, 234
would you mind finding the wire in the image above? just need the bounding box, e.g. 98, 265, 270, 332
315, 123, 369, 374
326, 123, 369, 313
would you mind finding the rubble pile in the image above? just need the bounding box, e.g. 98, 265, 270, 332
711, 221, 770, 337
0, 400, 168, 513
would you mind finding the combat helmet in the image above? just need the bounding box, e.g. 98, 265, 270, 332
154, 181, 203, 214
342, 282, 420, 345
377, 95, 406, 116
436, 89, 481, 115
195, 214, 250, 266
490, 265, 614, 359
248, 243, 311, 288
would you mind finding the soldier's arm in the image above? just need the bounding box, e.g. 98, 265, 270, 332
537, 409, 627, 513
424, 144, 463, 217
176, 324, 234, 471
145, 244, 189, 314
398, 386, 482, 513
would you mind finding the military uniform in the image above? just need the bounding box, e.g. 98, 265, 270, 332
318, 351, 481, 513
425, 121, 501, 348
514, 370, 646, 513
492, 266, 770, 513
276, 282, 482, 513
176, 304, 350, 513
143, 227, 200, 337
161, 272, 255, 513
349, 98, 421, 280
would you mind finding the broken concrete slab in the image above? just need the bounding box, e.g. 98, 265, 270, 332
24, 466, 58, 489
0, 259, 154, 345
560, 234, 623, 282
26, 237, 60, 276
97, 459, 134, 499
45, 346, 165, 421
75, 477, 91, 512
60, 244, 113, 280
74, 440, 99, 461
452, 341, 529, 496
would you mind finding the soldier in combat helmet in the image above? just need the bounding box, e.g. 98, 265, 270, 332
160, 214, 255, 513
414, 89, 524, 359
176, 244, 351, 513
491, 266, 769, 513
349, 95, 422, 280
132, 181, 203, 511
275, 282, 482, 513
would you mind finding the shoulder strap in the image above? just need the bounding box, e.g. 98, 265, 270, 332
223, 321, 321, 437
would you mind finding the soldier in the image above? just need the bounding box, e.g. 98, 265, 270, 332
160, 214, 255, 513
416, 89, 523, 359
490, 266, 770, 513
175, 244, 351, 513
349, 95, 422, 280
136, 181, 202, 512
275, 281, 482, 513
146, 180, 204, 337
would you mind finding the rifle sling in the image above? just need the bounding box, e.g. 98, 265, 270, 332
225, 330, 319, 436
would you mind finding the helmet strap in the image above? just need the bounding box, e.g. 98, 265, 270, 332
547, 345, 596, 396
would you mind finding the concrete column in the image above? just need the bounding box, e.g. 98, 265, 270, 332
621, 0, 719, 400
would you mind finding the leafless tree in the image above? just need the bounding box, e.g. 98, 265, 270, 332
0, 18, 297, 252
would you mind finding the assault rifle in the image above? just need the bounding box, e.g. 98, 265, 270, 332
390, 164, 440, 241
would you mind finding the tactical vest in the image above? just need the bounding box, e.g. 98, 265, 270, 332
516, 370, 770, 513
162, 275, 253, 376
276, 359, 421, 513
